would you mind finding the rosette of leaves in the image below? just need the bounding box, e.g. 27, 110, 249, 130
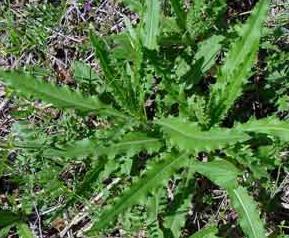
2, 1, 286, 237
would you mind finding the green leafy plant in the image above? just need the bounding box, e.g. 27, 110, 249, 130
2, 0, 288, 237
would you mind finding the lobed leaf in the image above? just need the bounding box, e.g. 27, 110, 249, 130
89, 29, 114, 81
157, 117, 249, 152
44, 132, 162, 159
0, 70, 121, 117
147, 191, 164, 238
238, 117, 289, 142
194, 35, 224, 74
73, 158, 107, 198
0, 210, 22, 228
208, 0, 270, 126
163, 179, 194, 238
188, 34, 224, 87
71, 61, 99, 82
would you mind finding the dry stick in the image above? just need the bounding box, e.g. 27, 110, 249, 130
84, 53, 95, 63
25, 53, 33, 65
60, 178, 121, 237
45, 27, 84, 43
10, 53, 26, 69
72, 0, 86, 22
34, 203, 43, 238
95, 0, 109, 15
214, 195, 227, 220
47, 54, 67, 68
41, 204, 63, 216
272, 172, 289, 198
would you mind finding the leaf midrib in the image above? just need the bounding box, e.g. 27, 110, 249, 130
159, 121, 245, 141
112, 138, 161, 148
233, 189, 257, 238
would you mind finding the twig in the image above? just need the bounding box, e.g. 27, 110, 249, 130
95, 0, 108, 14
34, 203, 43, 238
72, 0, 86, 22
45, 27, 84, 43
41, 204, 63, 216
272, 172, 289, 198
47, 53, 67, 68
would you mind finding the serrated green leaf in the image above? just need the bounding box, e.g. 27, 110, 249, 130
102, 132, 162, 158
44, 132, 162, 159
89, 29, 114, 81
86, 153, 188, 234
90, 28, 144, 118
73, 157, 107, 200
208, 0, 270, 126
194, 35, 224, 74
157, 117, 249, 152
189, 226, 220, 238
192, 159, 240, 189
230, 186, 266, 238
143, 0, 160, 50
0, 70, 121, 117
193, 161, 266, 238
188, 34, 224, 87
238, 117, 289, 142
221, 0, 269, 78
